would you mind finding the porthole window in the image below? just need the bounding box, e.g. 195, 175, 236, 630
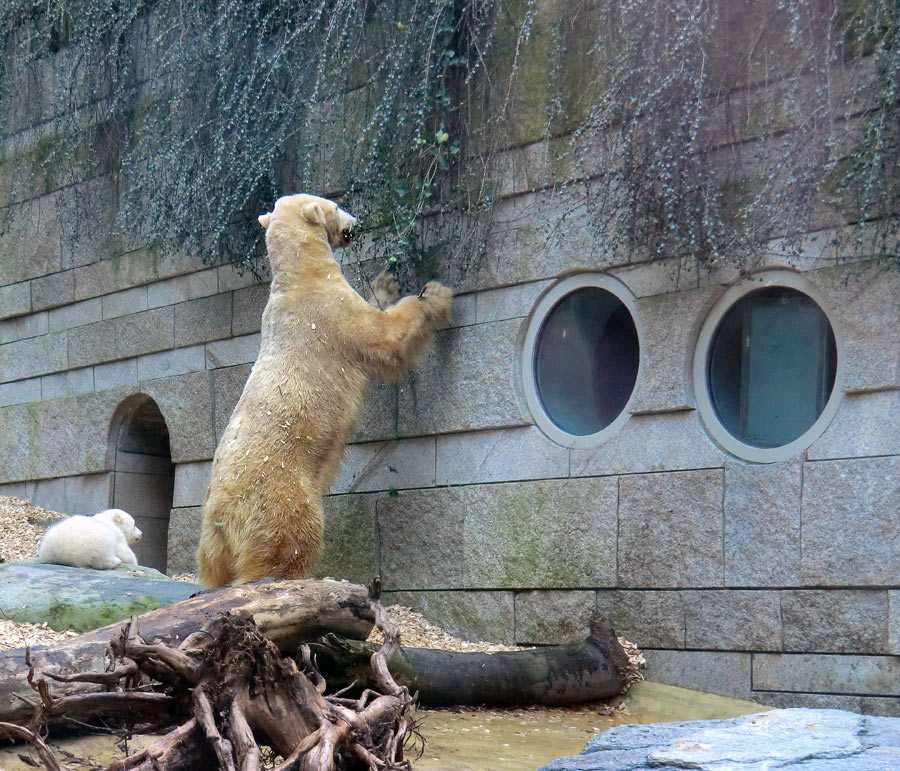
694, 270, 843, 463
521, 274, 641, 448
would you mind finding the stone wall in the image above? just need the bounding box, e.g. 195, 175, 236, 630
1, 0, 898, 715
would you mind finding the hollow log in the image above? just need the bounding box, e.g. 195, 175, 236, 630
312, 615, 631, 707
0, 579, 374, 726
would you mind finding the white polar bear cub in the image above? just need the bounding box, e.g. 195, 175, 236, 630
38, 509, 142, 570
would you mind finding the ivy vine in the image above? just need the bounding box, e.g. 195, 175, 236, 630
0, 0, 897, 285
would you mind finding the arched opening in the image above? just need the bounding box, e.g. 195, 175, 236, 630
107, 394, 175, 571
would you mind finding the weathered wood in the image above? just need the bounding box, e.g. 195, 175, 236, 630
313, 615, 630, 707
0, 579, 374, 726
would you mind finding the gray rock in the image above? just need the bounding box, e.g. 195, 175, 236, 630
540, 708, 900, 770
0, 562, 201, 633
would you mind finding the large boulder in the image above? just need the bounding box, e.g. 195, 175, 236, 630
540, 708, 900, 770
0, 562, 201, 633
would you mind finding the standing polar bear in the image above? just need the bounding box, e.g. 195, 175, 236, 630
39, 509, 142, 570
196, 193, 453, 586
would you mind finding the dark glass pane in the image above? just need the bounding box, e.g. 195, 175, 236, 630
708, 287, 837, 448
534, 287, 640, 436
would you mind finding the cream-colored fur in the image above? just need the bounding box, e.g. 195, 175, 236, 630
38, 509, 142, 570
196, 193, 453, 586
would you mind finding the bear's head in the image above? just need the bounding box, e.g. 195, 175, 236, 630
96, 508, 142, 545
258, 193, 357, 250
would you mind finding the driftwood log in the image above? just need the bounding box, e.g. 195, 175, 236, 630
0, 582, 414, 770
313, 615, 630, 707
0, 579, 374, 726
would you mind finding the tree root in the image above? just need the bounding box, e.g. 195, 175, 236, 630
10, 596, 417, 771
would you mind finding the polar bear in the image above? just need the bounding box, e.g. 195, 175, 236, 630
38, 508, 142, 570
196, 193, 453, 586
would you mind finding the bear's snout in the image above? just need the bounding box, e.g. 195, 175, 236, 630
130, 526, 142, 544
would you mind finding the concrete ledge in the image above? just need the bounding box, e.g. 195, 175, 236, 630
753, 653, 900, 697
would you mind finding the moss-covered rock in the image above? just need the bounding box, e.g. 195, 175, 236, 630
0, 561, 201, 633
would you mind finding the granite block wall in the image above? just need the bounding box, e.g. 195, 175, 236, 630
0, 0, 898, 715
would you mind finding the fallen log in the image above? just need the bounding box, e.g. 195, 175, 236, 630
312, 614, 631, 707
0, 579, 374, 726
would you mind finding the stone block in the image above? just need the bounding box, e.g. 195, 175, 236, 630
316, 494, 378, 585
782, 590, 890, 654
64, 473, 112, 515
724, 459, 802, 586
891, 591, 900, 656
643, 650, 753, 700
174, 293, 232, 347
94, 359, 138, 391
0, 282, 31, 320
475, 280, 552, 324
0, 481, 27, 498
116, 306, 175, 360
435, 426, 569, 486
0, 377, 41, 407
628, 288, 718, 413
48, 298, 102, 333
217, 264, 265, 291
463, 477, 617, 588
41, 367, 94, 398
147, 269, 218, 309
137, 345, 205, 382
814, 261, 900, 391
759, 691, 900, 717
399, 321, 526, 436
102, 286, 149, 320
569, 412, 726, 478
166, 506, 202, 575
143, 372, 216, 463
72, 249, 158, 302
800, 457, 900, 586
611, 255, 701, 298
24, 477, 67, 513
594, 590, 686, 649
383, 590, 516, 644
67, 319, 118, 368
205, 333, 260, 368
332, 438, 436, 494
31, 270, 74, 312
618, 469, 725, 588
808, 390, 900, 460
0, 311, 48, 343
172, 461, 212, 508
684, 590, 781, 650
753, 653, 900, 696
231, 284, 268, 336
377, 487, 465, 590
0, 195, 61, 285
514, 590, 597, 645
0, 331, 68, 382
212, 364, 251, 441
351, 381, 397, 443
114, 452, 174, 475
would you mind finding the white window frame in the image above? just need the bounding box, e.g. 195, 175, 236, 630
692, 269, 844, 463
520, 273, 643, 449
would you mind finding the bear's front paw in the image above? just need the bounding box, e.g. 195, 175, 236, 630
371, 269, 401, 308
418, 281, 454, 327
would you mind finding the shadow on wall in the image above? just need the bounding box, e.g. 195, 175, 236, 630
107, 394, 175, 572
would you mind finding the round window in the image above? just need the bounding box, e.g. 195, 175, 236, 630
694, 271, 843, 462
522, 274, 641, 448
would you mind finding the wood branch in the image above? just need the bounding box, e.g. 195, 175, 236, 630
0, 722, 64, 771
313, 615, 629, 707
0, 579, 374, 726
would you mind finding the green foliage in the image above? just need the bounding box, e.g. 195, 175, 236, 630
0, 0, 897, 282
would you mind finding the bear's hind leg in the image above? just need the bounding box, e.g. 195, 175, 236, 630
196, 524, 235, 586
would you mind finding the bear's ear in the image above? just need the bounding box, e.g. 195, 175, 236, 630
111, 511, 124, 525
258, 212, 272, 229
300, 200, 328, 230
